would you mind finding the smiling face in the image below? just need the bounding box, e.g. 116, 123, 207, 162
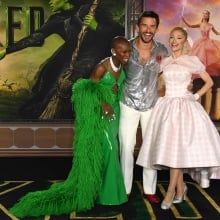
169, 28, 187, 54
112, 42, 131, 66
136, 17, 158, 44
202, 10, 210, 21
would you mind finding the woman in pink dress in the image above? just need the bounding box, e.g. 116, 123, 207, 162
136, 27, 220, 210
182, 10, 220, 174
182, 10, 220, 76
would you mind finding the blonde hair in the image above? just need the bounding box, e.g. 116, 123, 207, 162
202, 10, 210, 22
203, 10, 210, 15
170, 27, 189, 54
170, 26, 188, 40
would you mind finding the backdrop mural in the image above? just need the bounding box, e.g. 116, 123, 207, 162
0, 0, 125, 121
146, 0, 220, 121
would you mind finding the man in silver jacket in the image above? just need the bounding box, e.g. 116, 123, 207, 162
119, 10, 168, 203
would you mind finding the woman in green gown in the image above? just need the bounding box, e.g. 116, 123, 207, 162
9, 36, 131, 218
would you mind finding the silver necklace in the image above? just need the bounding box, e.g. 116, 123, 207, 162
110, 56, 121, 72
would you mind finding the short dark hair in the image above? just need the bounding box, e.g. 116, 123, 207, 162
137, 11, 160, 28
111, 36, 129, 49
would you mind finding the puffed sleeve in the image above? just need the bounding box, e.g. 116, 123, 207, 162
190, 56, 206, 74
160, 56, 172, 72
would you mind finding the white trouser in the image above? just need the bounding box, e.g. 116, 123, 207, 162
119, 102, 157, 194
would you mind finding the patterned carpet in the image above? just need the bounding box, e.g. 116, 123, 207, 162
0, 175, 219, 220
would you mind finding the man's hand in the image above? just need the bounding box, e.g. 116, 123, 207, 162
83, 15, 98, 30
0, 48, 6, 60
187, 80, 193, 92
157, 75, 165, 97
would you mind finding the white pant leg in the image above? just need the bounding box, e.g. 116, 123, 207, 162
200, 168, 210, 188
140, 109, 157, 194
119, 102, 141, 194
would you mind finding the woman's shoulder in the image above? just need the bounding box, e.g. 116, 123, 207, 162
183, 54, 200, 61
180, 55, 205, 71
160, 56, 172, 70
177, 55, 202, 66
161, 56, 172, 64
208, 23, 214, 29
99, 58, 109, 70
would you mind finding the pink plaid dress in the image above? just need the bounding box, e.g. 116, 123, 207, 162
136, 55, 220, 173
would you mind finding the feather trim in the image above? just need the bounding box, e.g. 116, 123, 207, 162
9, 79, 112, 217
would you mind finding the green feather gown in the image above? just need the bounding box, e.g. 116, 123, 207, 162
9, 69, 127, 218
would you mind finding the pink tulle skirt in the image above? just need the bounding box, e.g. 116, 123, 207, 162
190, 38, 220, 76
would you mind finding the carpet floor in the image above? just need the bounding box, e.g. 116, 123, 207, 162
0, 172, 219, 220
